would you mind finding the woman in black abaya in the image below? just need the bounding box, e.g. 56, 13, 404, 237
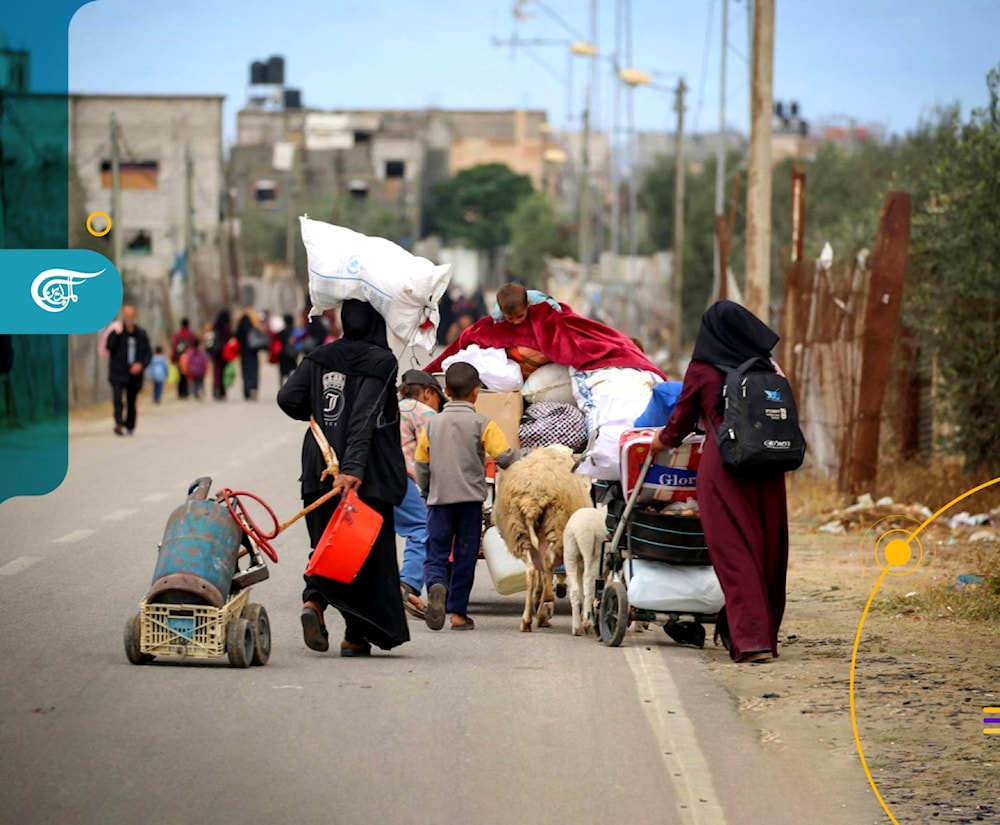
277, 300, 409, 656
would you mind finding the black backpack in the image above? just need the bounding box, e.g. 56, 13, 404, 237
714, 358, 806, 476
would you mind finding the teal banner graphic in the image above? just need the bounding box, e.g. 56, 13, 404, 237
0, 251, 122, 333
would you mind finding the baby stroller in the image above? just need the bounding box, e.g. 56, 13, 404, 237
592, 429, 724, 648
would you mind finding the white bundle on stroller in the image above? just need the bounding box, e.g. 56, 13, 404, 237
301, 217, 452, 351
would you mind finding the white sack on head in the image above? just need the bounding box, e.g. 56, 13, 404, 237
301, 216, 452, 351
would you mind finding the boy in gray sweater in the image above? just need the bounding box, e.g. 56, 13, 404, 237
415, 362, 521, 630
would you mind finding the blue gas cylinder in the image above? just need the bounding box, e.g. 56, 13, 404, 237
146, 478, 243, 607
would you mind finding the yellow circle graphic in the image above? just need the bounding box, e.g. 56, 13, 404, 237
86, 211, 112, 237
850, 475, 1000, 825
858, 515, 930, 582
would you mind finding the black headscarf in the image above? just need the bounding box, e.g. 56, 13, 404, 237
341, 300, 389, 349
691, 300, 779, 369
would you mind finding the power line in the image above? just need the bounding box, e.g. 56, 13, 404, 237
531, 0, 588, 42
691, 0, 715, 134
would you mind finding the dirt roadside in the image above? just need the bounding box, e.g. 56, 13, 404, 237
695, 515, 1000, 825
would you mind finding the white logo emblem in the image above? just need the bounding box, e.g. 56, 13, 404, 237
31, 268, 104, 313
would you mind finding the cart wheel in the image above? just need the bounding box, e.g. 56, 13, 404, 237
599, 580, 629, 647
227, 617, 254, 668
124, 615, 154, 665
241, 603, 271, 666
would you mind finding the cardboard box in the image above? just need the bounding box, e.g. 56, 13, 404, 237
475, 390, 523, 449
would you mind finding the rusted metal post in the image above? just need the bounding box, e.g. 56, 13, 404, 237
781, 166, 807, 374
849, 192, 911, 494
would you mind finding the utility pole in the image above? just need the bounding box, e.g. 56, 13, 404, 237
672, 78, 686, 358
713, 0, 728, 301
745, 0, 774, 320
184, 146, 195, 321
610, 0, 622, 257
110, 113, 123, 274
578, 106, 591, 281
285, 143, 300, 282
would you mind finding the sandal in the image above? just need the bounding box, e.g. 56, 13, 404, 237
301, 602, 329, 652
737, 650, 773, 664
425, 583, 447, 631
401, 583, 426, 620
451, 615, 475, 631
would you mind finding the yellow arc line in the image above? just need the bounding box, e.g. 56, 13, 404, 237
850, 565, 900, 825
851, 475, 1000, 824
985, 708, 1000, 714
985, 729, 1000, 735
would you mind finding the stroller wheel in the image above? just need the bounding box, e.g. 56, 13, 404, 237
598, 581, 629, 647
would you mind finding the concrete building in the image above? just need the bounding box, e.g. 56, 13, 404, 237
68, 94, 227, 314
231, 98, 551, 243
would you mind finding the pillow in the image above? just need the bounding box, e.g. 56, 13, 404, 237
521, 362, 575, 405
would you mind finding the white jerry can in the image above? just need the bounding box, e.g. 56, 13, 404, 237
482, 526, 527, 595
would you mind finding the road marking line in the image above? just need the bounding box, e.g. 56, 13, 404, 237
52, 528, 95, 544
0, 556, 42, 576
624, 644, 727, 825
102, 508, 138, 521
140, 492, 170, 503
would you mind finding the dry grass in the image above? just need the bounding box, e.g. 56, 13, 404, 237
789, 457, 1000, 521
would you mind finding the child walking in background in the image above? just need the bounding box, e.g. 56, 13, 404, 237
415, 362, 521, 631
148, 346, 169, 404
183, 338, 209, 400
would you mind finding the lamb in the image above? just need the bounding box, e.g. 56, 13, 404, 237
493, 445, 592, 632
562, 506, 609, 636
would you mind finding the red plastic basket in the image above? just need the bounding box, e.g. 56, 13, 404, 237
305, 490, 383, 584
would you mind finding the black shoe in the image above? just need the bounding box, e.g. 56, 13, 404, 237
340, 640, 372, 657
425, 583, 447, 631
114, 425, 124, 436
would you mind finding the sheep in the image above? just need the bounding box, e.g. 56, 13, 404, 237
562, 505, 609, 636
493, 445, 593, 632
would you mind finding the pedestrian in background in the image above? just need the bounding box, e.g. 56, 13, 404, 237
106, 304, 152, 436
170, 318, 196, 399
277, 313, 299, 384
209, 309, 231, 400
654, 300, 790, 664
277, 299, 409, 658
235, 307, 267, 400
395, 369, 447, 618
148, 346, 169, 404
184, 338, 209, 400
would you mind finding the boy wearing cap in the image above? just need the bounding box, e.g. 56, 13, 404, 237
415, 362, 521, 630
395, 369, 446, 618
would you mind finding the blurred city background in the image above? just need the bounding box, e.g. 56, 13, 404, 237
2, 0, 1000, 490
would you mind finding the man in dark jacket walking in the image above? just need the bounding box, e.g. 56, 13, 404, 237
107, 304, 152, 435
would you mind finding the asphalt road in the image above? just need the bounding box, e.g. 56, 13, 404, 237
0, 366, 883, 825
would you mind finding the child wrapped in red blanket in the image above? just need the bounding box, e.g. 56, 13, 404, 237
425, 285, 666, 380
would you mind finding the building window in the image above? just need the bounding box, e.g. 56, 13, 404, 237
385, 160, 405, 179
253, 180, 278, 205
353, 131, 372, 145
124, 229, 152, 255
348, 180, 368, 201
100, 160, 159, 190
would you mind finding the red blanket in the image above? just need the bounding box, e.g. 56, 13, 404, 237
426, 301, 667, 379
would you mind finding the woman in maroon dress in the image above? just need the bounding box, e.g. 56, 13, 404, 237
655, 301, 789, 664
